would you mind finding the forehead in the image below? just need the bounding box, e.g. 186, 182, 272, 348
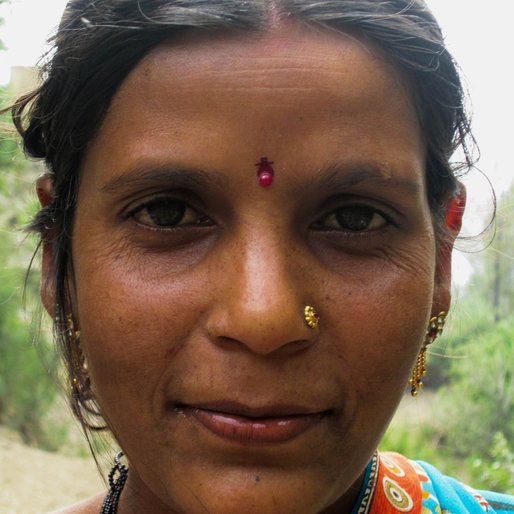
118, 24, 412, 115
87, 22, 424, 184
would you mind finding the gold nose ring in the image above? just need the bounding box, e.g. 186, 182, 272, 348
304, 306, 319, 329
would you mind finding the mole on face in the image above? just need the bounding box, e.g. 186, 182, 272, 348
256, 157, 275, 187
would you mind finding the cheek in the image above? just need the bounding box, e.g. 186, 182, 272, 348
320, 253, 435, 453
324, 241, 436, 385
72, 245, 212, 418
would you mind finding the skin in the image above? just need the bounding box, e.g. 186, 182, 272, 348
41, 22, 462, 514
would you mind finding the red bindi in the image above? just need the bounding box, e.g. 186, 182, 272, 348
256, 157, 275, 187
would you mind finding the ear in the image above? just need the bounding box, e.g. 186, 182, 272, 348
36, 174, 56, 318
432, 182, 467, 315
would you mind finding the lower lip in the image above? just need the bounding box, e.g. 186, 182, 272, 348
181, 407, 324, 445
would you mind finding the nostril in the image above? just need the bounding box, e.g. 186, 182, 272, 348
280, 338, 316, 355
212, 334, 315, 357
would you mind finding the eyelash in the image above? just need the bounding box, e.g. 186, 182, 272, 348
312, 204, 395, 234
124, 197, 396, 237
125, 196, 213, 230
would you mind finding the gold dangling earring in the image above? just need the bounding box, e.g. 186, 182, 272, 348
66, 315, 90, 396
409, 312, 446, 397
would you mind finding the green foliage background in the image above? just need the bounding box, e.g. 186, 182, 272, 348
0, 82, 64, 450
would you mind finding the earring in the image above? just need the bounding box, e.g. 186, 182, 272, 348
409, 312, 446, 397
66, 315, 90, 395
304, 305, 320, 329
100, 451, 129, 514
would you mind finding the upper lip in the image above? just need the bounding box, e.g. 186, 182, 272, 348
175, 401, 328, 419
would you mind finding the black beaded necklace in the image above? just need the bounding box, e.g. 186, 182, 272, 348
100, 452, 128, 514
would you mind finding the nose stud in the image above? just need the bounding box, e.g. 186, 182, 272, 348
304, 305, 319, 329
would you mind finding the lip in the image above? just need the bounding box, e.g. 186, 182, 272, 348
175, 402, 327, 445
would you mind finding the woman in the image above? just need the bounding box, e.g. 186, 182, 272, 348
10, 0, 514, 513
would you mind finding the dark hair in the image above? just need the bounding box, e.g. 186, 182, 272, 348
11, 0, 475, 432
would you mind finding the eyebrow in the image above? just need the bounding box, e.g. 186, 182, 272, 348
99, 161, 422, 196
315, 163, 422, 195
100, 165, 224, 194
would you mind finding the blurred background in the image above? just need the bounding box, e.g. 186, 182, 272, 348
0, 0, 512, 512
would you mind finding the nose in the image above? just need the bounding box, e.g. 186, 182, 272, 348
205, 231, 317, 356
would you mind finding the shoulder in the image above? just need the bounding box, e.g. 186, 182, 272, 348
47, 493, 105, 514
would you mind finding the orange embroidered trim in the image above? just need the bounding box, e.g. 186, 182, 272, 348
368, 452, 422, 514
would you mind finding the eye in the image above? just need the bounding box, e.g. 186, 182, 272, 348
315, 205, 388, 232
129, 197, 212, 229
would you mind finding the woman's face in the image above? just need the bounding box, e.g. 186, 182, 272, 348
58, 24, 451, 514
